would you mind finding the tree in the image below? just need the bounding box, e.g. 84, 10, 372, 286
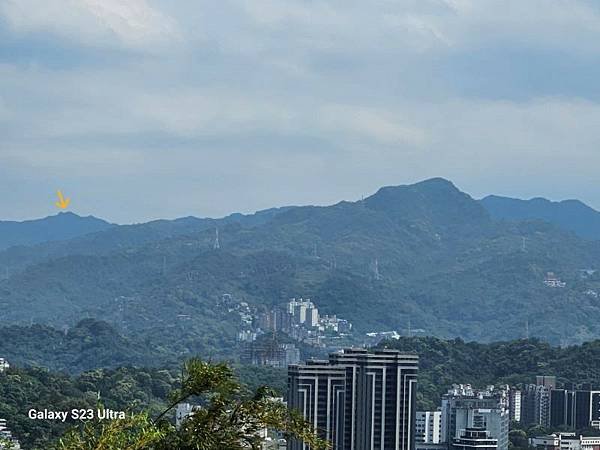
53, 359, 329, 450
54, 413, 164, 450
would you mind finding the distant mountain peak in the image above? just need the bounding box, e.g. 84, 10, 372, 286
481, 195, 600, 240
0, 213, 114, 251
414, 177, 457, 188
364, 178, 490, 231
371, 177, 458, 197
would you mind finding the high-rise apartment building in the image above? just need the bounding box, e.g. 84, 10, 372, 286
287, 348, 418, 450
521, 384, 551, 427
288, 298, 319, 328
508, 389, 521, 423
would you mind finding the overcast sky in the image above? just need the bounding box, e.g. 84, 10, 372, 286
2, 0, 600, 223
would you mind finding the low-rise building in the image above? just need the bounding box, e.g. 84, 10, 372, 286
530, 433, 600, 450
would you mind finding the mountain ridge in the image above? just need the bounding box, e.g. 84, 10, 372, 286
0, 212, 114, 251
3, 179, 600, 346
481, 194, 600, 240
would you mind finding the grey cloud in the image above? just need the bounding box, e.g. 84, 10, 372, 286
1, 0, 600, 222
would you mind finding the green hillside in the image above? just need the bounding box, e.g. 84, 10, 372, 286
2, 178, 600, 349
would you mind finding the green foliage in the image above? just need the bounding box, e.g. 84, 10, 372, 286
380, 336, 600, 409
54, 359, 329, 450
0, 319, 180, 374
0, 366, 177, 449
3, 179, 600, 349
54, 413, 165, 450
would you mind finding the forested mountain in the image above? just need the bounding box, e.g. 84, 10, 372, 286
0, 206, 294, 272
0, 319, 178, 373
0, 212, 113, 251
481, 195, 600, 240
2, 178, 600, 349
0, 365, 177, 449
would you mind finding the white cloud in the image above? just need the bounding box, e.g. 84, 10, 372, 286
319, 105, 429, 147
0, 0, 181, 50
3, 1, 600, 221
438, 0, 600, 53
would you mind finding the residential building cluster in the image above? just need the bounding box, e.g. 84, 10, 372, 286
258, 298, 352, 345
230, 295, 353, 348
507, 375, 600, 431
0, 418, 20, 449
233, 297, 353, 368
231, 296, 352, 347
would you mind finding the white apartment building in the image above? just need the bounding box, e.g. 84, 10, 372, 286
417, 411, 443, 444
509, 389, 522, 422
287, 298, 319, 328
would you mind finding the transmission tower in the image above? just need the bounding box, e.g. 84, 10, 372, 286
213, 228, 220, 250
373, 258, 381, 281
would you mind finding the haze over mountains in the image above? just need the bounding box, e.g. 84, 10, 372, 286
2, 178, 600, 352
480, 195, 600, 240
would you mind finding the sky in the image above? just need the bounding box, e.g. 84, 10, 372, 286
2, 0, 600, 223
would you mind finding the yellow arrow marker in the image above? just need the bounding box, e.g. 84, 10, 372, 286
55, 190, 71, 209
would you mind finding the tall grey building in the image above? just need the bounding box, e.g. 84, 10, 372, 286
441, 385, 509, 450
287, 348, 418, 450
521, 384, 551, 427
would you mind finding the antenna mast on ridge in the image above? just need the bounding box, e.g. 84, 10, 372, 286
213, 228, 220, 250
373, 258, 381, 281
